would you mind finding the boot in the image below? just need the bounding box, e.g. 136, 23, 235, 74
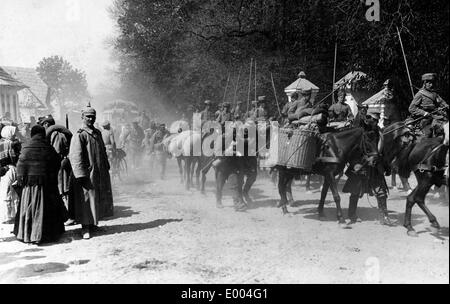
377, 196, 392, 226
348, 195, 359, 224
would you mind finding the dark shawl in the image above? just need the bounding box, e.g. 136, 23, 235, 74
16, 133, 60, 186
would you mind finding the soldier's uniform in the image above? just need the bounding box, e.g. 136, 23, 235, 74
247, 100, 258, 121
255, 96, 270, 122
232, 101, 246, 121
328, 91, 354, 122
200, 100, 215, 123
342, 111, 391, 225
216, 102, 233, 125
409, 73, 448, 137
149, 124, 169, 179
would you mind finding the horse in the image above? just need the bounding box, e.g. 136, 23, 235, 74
382, 121, 449, 236
276, 127, 369, 225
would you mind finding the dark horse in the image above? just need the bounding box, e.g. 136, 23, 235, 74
276, 127, 368, 225
382, 121, 449, 237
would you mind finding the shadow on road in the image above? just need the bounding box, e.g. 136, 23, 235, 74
102, 205, 140, 222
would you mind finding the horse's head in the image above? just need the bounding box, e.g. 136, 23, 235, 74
382, 121, 414, 165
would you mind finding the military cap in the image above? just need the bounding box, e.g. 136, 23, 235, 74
40, 114, 55, 126
223, 101, 231, 107
251, 100, 258, 105
236, 100, 243, 105
422, 73, 437, 81
204, 100, 212, 105
291, 92, 299, 101
101, 120, 111, 127
82, 106, 96, 116
301, 88, 312, 95
132, 117, 140, 123
257, 96, 266, 102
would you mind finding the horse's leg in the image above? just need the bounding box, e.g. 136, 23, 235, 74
277, 169, 289, 214
326, 172, 345, 225
243, 159, 257, 205
215, 167, 226, 208
195, 158, 201, 190
318, 178, 330, 218
348, 194, 360, 224
286, 178, 294, 206
185, 158, 191, 190
415, 173, 439, 230
305, 174, 312, 192
232, 172, 247, 211
177, 157, 184, 184
190, 159, 196, 188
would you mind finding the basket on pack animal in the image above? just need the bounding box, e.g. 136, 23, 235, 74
277, 127, 319, 171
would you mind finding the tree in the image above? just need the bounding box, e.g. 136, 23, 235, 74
37, 55, 90, 120
110, 0, 449, 119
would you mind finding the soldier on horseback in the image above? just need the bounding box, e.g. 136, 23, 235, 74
328, 89, 354, 123
409, 73, 448, 138
149, 123, 170, 180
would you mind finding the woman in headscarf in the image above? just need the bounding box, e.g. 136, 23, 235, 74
14, 125, 66, 244
0, 126, 21, 224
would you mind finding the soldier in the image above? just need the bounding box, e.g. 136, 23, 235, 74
216, 101, 233, 125
255, 96, 270, 122
409, 73, 448, 137
68, 106, 113, 239
247, 100, 258, 121
128, 119, 145, 169
232, 100, 245, 121
342, 110, 392, 226
101, 120, 117, 175
328, 89, 354, 123
149, 123, 169, 180
200, 100, 215, 123
382, 79, 402, 125
287, 88, 312, 120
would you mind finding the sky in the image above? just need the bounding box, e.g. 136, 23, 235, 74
0, 0, 118, 93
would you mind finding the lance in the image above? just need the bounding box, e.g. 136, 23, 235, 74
270, 72, 282, 117
254, 59, 257, 103
246, 58, 253, 115
233, 67, 242, 108
222, 72, 231, 104
332, 41, 338, 104
396, 26, 415, 99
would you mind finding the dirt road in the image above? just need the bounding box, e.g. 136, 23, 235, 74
0, 160, 448, 284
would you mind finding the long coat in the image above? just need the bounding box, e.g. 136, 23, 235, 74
68, 126, 113, 225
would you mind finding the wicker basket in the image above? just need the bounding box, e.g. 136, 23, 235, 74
277, 128, 318, 171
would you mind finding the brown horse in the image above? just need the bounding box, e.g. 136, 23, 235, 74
276, 127, 368, 225
382, 121, 449, 236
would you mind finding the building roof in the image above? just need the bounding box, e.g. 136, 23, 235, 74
334, 71, 367, 89
1, 66, 48, 106
285, 77, 319, 93
0, 67, 28, 88
362, 88, 389, 106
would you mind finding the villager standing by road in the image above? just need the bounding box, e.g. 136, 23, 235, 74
0, 126, 21, 224
68, 106, 114, 239
14, 125, 66, 244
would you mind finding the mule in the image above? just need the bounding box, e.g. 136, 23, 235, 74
276, 127, 368, 225
382, 121, 449, 236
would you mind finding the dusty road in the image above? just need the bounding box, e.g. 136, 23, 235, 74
0, 159, 448, 284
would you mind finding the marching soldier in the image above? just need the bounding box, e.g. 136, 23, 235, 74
342, 110, 392, 226
328, 89, 354, 123
409, 73, 448, 137
149, 123, 169, 180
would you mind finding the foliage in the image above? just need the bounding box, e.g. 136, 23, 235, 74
36, 55, 90, 112
111, 0, 449, 118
